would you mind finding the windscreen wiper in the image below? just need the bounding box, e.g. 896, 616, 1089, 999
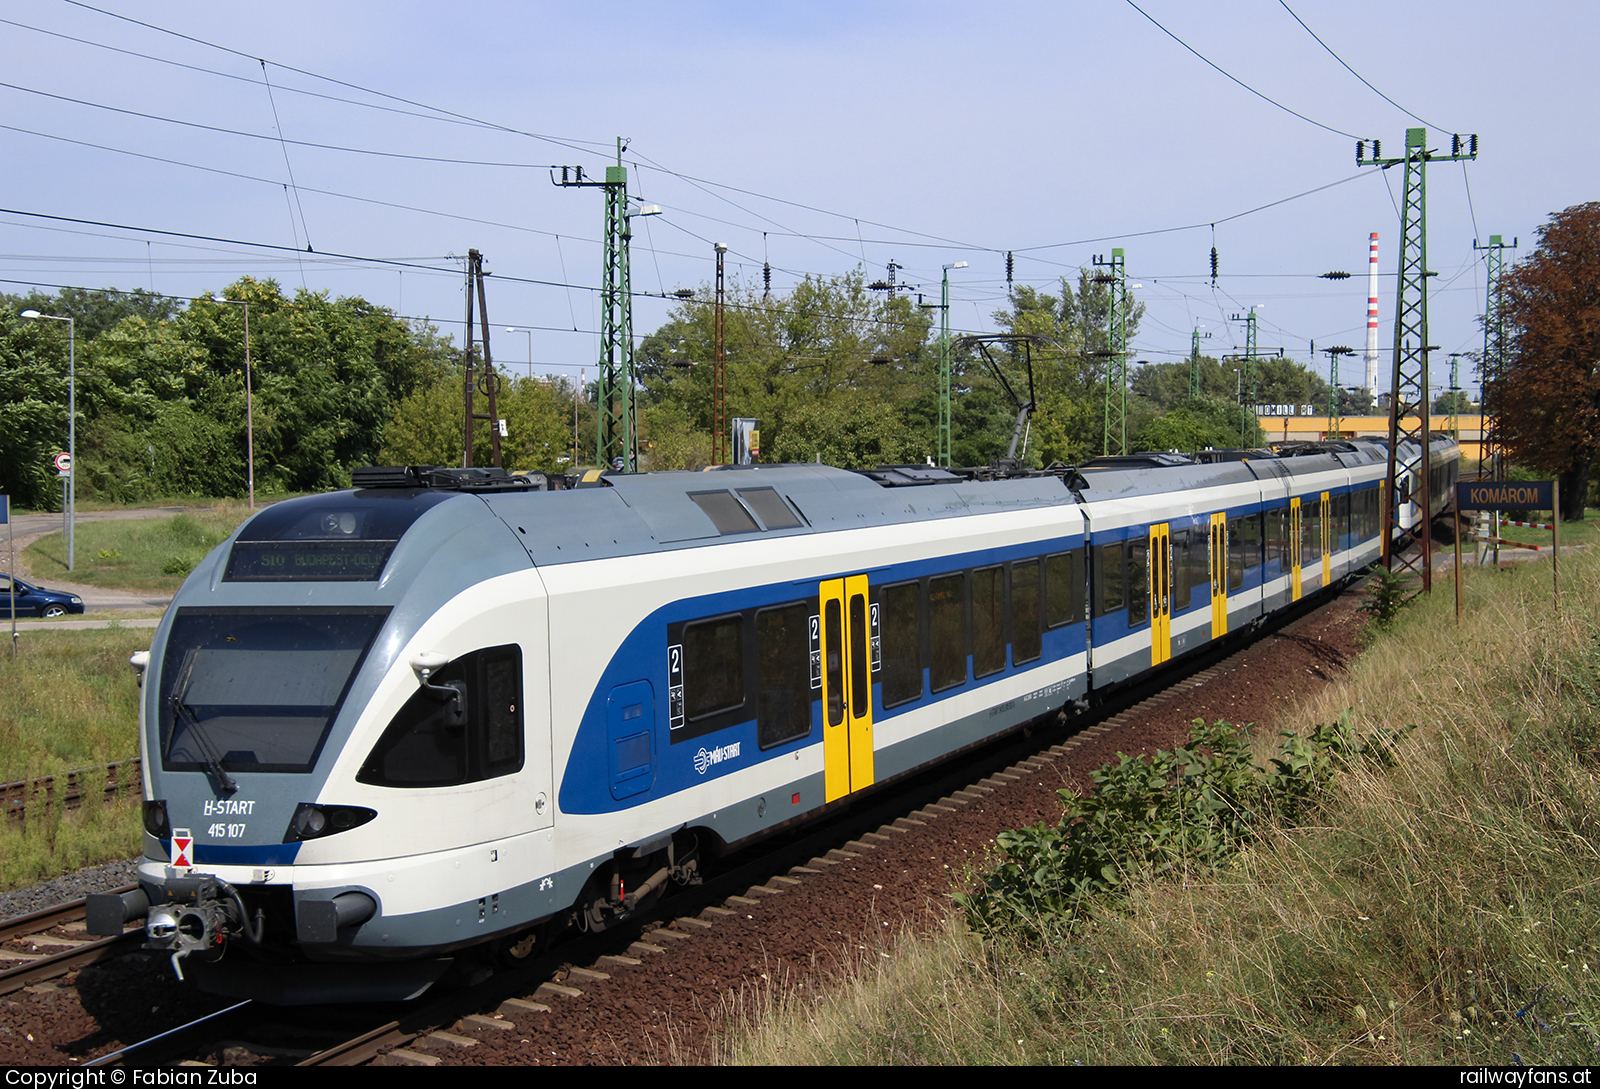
169, 650, 239, 796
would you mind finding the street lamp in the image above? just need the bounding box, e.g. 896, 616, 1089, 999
19, 310, 74, 570
209, 296, 254, 510
505, 327, 532, 381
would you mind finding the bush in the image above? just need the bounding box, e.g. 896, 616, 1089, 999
957, 715, 1408, 941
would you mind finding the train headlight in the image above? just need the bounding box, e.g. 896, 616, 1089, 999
284, 803, 377, 842
143, 799, 170, 839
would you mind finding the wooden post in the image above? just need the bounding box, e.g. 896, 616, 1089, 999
1454, 505, 1463, 625
1552, 479, 1560, 610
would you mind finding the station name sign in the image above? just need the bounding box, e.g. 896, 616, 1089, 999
1457, 480, 1554, 511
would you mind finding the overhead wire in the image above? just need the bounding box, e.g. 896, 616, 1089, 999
0, 82, 562, 169
58, 0, 610, 157
1277, 1, 1451, 132
1122, 0, 1367, 141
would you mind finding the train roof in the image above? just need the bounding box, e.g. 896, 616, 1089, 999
300, 434, 1450, 570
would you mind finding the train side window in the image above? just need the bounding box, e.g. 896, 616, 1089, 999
1171, 530, 1194, 613
1275, 507, 1293, 573
1096, 543, 1125, 617
1127, 539, 1149, 628
756, 603, 813, 749
973, 566, 1005, 678
929, 572, 966, 692
1227, 516, 1250, 590
824, 600, 845, 725
878, 582, 922, 708
358, 644, 524, 788
848, 592, 870, 717
1011, 560, 1041, 665
683, 615, 745, 721
1302, 499, 1320, 565
1044, 551, 1078, 628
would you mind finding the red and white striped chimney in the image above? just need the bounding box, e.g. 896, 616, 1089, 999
1365, 231, 1381, 396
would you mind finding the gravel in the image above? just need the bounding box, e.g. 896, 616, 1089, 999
0, 859, 143, 921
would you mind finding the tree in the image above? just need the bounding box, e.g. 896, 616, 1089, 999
1132, 395, 1264, 452
377, 369, 574, 474
992, 272, 1146, 464
639, 271, 936, 467
1496, 202, 1600, 521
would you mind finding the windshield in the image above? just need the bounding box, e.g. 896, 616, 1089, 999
159, 607, 389, 775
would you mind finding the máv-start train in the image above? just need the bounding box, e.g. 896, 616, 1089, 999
89, 436, 1457, 1003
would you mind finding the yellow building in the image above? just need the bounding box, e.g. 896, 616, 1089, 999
1256, 414, 1484, 463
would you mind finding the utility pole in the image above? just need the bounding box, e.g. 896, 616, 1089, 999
460, 249, 503, 468
1323, 345, 1354, 439
1358, 127, 1478, 591
713, 242, 728, 466
937, 261, 966, 466
1093, 248, 1129, 457
1190, 326, 1211, 399
1473, 234, 1516, 478
1446, 352, 1465, 442
554, 139, 654, 471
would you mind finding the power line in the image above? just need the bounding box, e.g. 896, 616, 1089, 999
1277, 2, 1450, 132
0, 16, 530, 137
0, 82, 560, 169
58, 0, 609, 158
1123, 0, 1367, 141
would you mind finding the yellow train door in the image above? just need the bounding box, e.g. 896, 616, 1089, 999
1150, 524, 1172, 665
820, 575, 875, 803
1321, 491, 1333, 586
1209, 512, 1228, 638
1290, 498, 1303, 601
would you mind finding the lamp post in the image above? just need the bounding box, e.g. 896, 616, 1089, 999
505, 327, 533, 381
209, 296, 255, 510
20, 310, 74, 569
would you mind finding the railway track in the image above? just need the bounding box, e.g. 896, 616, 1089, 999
1, 759, 141, 825
0, 582, 1370, 1066
0, 886, 142, 998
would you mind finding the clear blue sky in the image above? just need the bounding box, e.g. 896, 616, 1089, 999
4, 0, 1594, 398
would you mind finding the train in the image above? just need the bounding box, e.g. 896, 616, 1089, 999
87, 435, 1458, 1003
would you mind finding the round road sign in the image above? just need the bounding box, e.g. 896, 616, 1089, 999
53, 452, 71, 473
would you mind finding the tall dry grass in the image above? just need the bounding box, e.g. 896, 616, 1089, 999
721, 553, 1600, 1064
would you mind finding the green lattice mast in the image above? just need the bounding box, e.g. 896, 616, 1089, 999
1094, 248, 1129, 456
555, 139, 638, 471
1473, 233, 1516, 478
1358, 127, 1478, 591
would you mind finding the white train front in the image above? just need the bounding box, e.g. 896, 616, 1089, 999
88, 440, 1455, 1003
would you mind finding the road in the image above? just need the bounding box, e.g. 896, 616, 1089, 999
2, 506, 194, 612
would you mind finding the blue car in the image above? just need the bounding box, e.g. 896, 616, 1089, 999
0, 573, 85, 618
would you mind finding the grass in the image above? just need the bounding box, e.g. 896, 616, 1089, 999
720, 548, 1600, 1065
23, 505, 254, 592
0, 627, 148, 894
1479, 507, 1600, 549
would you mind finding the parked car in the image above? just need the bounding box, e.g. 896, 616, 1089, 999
0, 573, 85, 618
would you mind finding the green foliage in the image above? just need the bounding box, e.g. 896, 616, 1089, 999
377, 368, 576, 473
1361, 568, 1412, 632
2, 279, 452, 505
639, 270, 937, 467
1131, 395, 1265, 452
958, 715, 1406, 940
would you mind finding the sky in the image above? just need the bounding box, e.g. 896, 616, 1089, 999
3, 0, 1596, 401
